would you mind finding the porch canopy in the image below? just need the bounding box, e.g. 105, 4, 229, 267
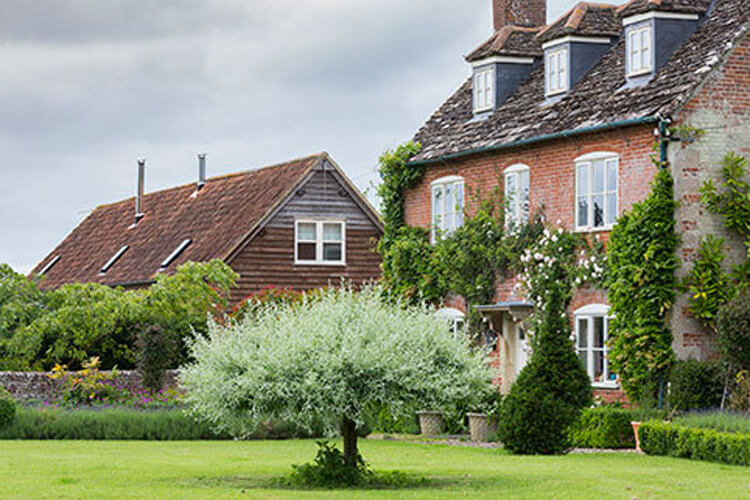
475, 301, 533, 331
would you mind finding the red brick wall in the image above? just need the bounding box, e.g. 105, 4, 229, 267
494, 0, 546, 30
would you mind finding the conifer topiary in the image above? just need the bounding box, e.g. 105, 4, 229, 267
498, 286, 592, 454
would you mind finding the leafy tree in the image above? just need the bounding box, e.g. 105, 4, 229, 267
180, 286, 492, 470
0, 265, 47, 369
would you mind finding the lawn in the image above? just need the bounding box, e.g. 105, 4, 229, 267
0, 439, 748, 499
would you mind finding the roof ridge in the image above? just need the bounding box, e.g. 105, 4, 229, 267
92, 152, 326, 210
538, 1, 619, 39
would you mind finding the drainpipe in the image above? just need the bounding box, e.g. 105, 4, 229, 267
656, 113, 672, 168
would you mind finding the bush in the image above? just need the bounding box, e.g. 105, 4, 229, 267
730, 370, 750, 413
137, 325, 176, 393
569, 407, 635, 449
362, 402, 419, 435
0, 385, 16, 428
498, 287, 592, 454
718, 292, 750, 372
669, 360, 724, 412
639, 421, 750, 466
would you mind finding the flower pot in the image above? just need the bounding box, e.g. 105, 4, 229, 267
631, 421, 642, 453
467, 412, 489, 442
416, 411, 445, 436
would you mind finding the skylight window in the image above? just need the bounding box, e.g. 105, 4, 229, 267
160, 239, 192, 269
101, 246, 129, 274
39, 255, 61, 275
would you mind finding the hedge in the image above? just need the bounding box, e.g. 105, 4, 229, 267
640, 421, 750, 467
0, 407, 321, 441
568, 407, 635, 449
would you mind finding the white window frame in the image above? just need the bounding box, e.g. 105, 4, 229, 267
575, 152, 619, 232
545, 45, 569, 96
294, 219, 346, 266
430, 176, 465, 243
627, 24, 653, 77
473, 66, 496, 113
574, 304, 617, 388
504, 164, 530, 227
436, 307, 466, 336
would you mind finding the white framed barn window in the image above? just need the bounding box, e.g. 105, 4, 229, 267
436, 307, 466, 336
295, 220, 345, 265
504, 164, 530, 227
575, 152, 618, 231
575, 304, 617, 387
431, 176, 465, 242
546, 45, 568, 96
628, 24, 653, 76
473, 67, 495, 113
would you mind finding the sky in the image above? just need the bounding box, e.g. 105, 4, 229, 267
0, 0, 577, 273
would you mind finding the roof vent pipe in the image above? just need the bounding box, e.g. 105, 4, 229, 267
135, 159, 145, 223
197, 153, 207, 189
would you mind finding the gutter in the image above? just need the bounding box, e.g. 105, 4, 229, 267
409, 116, 658, 167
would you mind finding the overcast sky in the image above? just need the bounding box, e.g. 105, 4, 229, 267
0, 0, 577, 273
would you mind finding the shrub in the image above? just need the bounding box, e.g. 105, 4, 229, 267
669, 360, 724, 412
48, 357, 120, 406
498, 287, 592, 454
675, 411, 750, 434
362, 402, 419, 435
730, 370, 750, 413
137, 325, 176, 393
718, 292, 750, 372
639, 420, 750, 466
0, 385, 16, 428
569, 407, 635, 449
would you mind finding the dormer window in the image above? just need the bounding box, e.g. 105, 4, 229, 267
473, 66, 495, 113
545, 45, 568, 96
627, 24, 653, 76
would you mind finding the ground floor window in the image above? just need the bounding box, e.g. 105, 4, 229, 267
435, 307, 465, 336
574, 304, 617, 386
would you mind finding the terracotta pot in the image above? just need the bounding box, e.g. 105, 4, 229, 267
467, 412, 489, 442
416, 411, 445, 436
631, 421, 642, 452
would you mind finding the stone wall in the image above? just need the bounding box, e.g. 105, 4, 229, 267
0, 371, 179, 401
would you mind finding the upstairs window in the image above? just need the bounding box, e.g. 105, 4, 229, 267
546, 45, 568, 96
473, 67, 495, 113
431, 176, 465, 242
575, 304, 617, 387
628, 24, 653, 76
575, 153, 618, 231
295, 220, 345, 265
504, 164, 530, 227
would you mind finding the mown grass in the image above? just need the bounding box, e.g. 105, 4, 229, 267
674, 411, 750, 434
0, 439, 749, 499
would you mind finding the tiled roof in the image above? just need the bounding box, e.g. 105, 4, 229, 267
411, 0, 749, 163
32, 154, 324, 289
466, 26, 543, 62
537, 3, 622, 43
617, 0, 712, 17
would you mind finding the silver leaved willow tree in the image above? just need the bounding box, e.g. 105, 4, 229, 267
180, 285, 494, 466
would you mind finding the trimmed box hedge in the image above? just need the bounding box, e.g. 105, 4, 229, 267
568, 407, 635, 449
639, 421, 750, 467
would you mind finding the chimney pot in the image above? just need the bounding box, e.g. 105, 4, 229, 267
493, 0, 546, 31
135, 158, 146, 223
197, 153, 207, 189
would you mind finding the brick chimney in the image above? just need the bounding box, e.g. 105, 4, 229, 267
493, 0, 547, 31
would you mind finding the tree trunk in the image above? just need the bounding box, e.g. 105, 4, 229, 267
341, 417, 358, 468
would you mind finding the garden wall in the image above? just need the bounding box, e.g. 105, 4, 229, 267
0, 371, 179, 401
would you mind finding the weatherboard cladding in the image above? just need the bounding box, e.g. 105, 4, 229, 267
411, 0, 749, 163
31, 154, 322, 289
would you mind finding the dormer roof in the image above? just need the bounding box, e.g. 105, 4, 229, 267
466, 25, 543, 62
410, 0, 749, 164
537, 3, 622, 44
617, 0, 712, 17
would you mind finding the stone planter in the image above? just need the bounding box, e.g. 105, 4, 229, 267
416, 411, 445, 436
631, 421, 642, 453
467, 412, 489, 442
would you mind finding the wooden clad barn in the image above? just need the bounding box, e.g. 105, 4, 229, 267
31, 152, 383, 301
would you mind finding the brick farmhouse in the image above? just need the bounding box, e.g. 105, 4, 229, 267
404, 0, 750, 399
31, 153, 383, 303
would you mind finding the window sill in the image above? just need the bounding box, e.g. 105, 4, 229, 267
545, 89, 568, 98
627, 69, 653, 78
574, 225, 614, 234
294, 261, 347, 267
